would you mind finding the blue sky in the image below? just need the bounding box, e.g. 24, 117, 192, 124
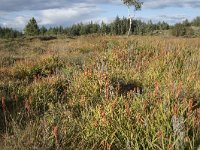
0, 0, 200, 30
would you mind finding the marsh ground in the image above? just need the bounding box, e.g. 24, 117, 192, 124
0, 35, 199, 149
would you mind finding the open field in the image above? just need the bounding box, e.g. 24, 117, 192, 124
0, 35, 200, 149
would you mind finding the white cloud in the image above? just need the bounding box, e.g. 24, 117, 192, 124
0, 0, 120, 12
40, 9, 81, 25
1, 0, 199, 12
1, 16, 28, 29
143, 0, 200, 9
39, 4, 102, 26
82, 17, 113, 24
0, 0, 199, 12
15, 16, 27, 25
0, 3, 104, 29
137, 14, 189, 25
157, 14, 188, 24
0, 0, 200, 29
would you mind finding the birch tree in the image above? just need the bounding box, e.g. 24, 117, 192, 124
121, 0, 143, 36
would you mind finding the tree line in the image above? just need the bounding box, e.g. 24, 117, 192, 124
0, 26, 22, 38
172, 17, 200, 37
65, 17, 170, 36
22, 16, 170, 36
0, 16, 200, 38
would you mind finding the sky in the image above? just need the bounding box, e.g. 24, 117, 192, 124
0, 0, 200, 30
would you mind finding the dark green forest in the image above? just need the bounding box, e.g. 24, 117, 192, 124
0, 27, 22, 38
0, 16, 200, 38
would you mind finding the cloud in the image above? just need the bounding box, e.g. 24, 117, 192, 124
83, 16, 114, 24
137, 14, 189, 24
157, 14, 188, 24
0, 0, 200, 12
0, 3, 104, 29
39, 4, 102, 26
0, 16, 27, 29
0, 0, 200, 29
0, 0, 119, 12
143, 0, 200, 9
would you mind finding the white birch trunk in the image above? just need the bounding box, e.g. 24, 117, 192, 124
127, 6, 132, 36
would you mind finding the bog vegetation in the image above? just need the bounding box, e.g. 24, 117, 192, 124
0, 34, 199, 149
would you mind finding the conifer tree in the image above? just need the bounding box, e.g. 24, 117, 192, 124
40, 26, 47, 35
24, 17, 39, 36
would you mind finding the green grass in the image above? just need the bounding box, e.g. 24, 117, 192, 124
0, 35, 199, 149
